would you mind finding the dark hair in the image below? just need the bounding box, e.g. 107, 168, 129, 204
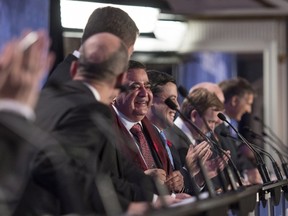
82, 6, 139, 47
181, 88, 224, 119
78, 38, 128, 81
128, 60, 146, 70
146, 70, 176, 96
219, 77, 255, 103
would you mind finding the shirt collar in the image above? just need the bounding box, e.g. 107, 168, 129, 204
112, 105, 142, 131
71, 50, 101, 101
72, 50, 80, 58
174, 117, 196, 145
83, 82, 101, 101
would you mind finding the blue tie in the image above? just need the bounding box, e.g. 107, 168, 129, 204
230, 119, 238, 138
160, 131, 175, 169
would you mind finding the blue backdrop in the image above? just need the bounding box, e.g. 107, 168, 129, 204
0, 0, 49, 50
177, 52, 236, 94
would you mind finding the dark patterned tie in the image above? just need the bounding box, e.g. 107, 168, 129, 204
130, 123, 155, 169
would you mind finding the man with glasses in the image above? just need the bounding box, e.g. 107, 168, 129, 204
112, 61, 172, 185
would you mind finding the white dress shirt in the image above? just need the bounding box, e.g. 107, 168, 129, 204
174, 117, 196, 145
0, 100, 35, 121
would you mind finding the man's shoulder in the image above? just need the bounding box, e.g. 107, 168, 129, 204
38, 81, 93, 104
35, 81, 106, 130
43, 53, 77, 88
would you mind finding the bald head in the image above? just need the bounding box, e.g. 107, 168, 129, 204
77, 33, 128, 82
189, 82, 225, 103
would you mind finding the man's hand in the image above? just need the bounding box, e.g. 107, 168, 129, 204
152, 193, 191, 209
0, 31, 54, 108
165, 170, 184, 193
144, 168, 166, 184
244, 168, 262, 185
185, 141, 212, 175
126, 202, 150, 216
205, 151, 230, 179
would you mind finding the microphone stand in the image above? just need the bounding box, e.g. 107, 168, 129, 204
254, 116, 287, 154
165, 98, 217, 197
217, 113, 271, 184
249, 143, 283, 181
244, 128, 288, 179
203, 122, 242, 190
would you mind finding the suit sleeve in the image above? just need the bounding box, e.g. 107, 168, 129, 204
52, 104, 155, 211
0, 112, 40, 213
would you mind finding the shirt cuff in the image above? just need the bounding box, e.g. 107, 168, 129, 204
0, 100, 35, 121
152, 194, 158, 203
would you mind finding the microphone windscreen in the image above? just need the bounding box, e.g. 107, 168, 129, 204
178, 86, 189, 98
164, 98, 178, 110
217, 112, 226, 121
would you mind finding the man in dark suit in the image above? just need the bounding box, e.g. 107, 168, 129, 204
146, 70, 199, 195
112, 61, 190, 200
219, 78, 261, 184
0, 31, 82, 215
112, 61, 173, 185
35, 33, 178, 215
44, 6, 139, 88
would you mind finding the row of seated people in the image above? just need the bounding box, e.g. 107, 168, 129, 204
0, 6, 261, 216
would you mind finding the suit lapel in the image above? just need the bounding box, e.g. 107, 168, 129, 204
110, 107, 148, 171
142, 118, 172, 175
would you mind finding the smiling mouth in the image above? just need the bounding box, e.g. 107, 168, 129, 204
135, 101, 148, 106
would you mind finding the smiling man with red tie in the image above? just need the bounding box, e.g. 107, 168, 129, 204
112, 61, 174, 188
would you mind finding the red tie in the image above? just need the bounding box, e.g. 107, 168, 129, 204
130, 123, 155, 169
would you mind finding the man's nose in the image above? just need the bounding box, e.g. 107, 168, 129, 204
138, 86, 148, 96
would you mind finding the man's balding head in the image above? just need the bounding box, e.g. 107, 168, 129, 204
76, 33, 128, 82
190, 82, 225, 103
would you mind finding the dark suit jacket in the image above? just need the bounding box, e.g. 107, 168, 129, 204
215, 123, 238, 166
110, 109, 172, 175
0, 112, 87, 216
34, 80, 156, 214
165, 123, 228, 192
43, 53, 77, 89
215, 123, 254, 173
153, 127, 196, 195
0, 112, 38, 215
165, 124, 192, 168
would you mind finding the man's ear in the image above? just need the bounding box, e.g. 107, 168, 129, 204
70, 60, 78, 78
190, 109, 198, 122
231, 96, 239, 107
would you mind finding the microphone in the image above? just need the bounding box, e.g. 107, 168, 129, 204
221, 131, 283, 181
243, 127, 288, 179
254, 116, 287, 152
177, 86, 242, 189
165, 98, 217, 195
243, 127, 288, 158
217, 113, 271, 184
